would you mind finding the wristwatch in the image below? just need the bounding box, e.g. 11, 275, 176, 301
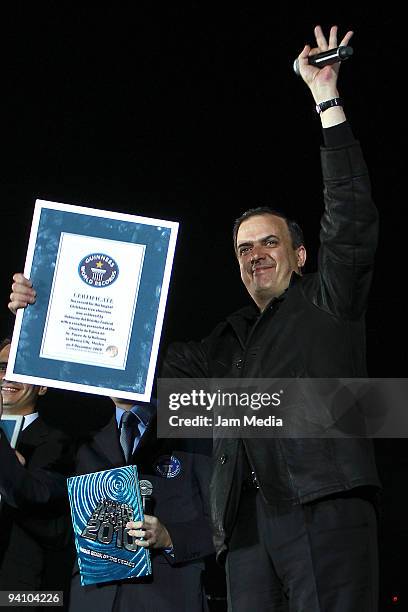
315, 97, 343, 114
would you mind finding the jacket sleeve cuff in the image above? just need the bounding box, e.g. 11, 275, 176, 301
163, 519, 215, 565
322, 121, 354, 148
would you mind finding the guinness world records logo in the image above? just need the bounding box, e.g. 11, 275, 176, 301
78, 253, 119, 287
154, 455, 181, 478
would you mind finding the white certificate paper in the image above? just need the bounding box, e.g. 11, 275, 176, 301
40, 233, 145, 370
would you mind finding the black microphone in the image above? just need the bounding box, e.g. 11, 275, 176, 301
139, 479, 153, 513
293, 46, 353, 76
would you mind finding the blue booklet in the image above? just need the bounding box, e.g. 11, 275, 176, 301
67, 465, 152, 586
0, 415, 24, 448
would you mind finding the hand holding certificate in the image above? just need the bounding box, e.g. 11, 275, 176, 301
6, 199, 178, 402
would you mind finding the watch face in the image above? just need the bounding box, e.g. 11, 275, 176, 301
316, 104, 322, 114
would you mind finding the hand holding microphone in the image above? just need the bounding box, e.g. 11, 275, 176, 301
294, 25, 354, 82
293, 45, 353, 76
294, 26, 353, 127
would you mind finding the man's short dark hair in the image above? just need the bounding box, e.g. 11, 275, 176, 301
0, 338, 11, 352
233, 206, 305, 253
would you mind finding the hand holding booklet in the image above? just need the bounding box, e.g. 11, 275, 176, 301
67, 465, 151, 586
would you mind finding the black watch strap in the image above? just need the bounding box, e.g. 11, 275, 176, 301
315, 97, 344, 114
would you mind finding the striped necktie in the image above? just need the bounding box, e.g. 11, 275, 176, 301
119, 410, 139, 462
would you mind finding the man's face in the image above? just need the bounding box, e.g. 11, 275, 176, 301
0, 344, 46, 416
236, 214, 306, 310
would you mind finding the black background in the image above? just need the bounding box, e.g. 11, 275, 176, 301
1, 4, 405, 610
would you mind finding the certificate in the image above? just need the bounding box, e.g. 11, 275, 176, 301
6, 199, 178, 402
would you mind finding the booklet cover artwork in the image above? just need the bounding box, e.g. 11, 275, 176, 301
67, 465, 151, 586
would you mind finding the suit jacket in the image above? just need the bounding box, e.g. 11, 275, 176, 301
69, 412, 214, 612
0, 416, 75, 602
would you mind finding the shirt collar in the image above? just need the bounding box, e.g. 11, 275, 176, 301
115, 402, 156, 429
22, 412, 39, 430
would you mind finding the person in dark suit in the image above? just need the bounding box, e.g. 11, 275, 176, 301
68, 396, 214, 612
0, 337, 75, 607
8, 284, 216, 612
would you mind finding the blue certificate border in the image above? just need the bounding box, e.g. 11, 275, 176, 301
12, 205, 176, 398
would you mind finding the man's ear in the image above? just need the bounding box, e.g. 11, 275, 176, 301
38, 386, 48, 397
296, 245, 307, 269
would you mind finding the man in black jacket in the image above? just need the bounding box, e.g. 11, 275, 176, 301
0, 337, 75, 609
162, 24, 381, 611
